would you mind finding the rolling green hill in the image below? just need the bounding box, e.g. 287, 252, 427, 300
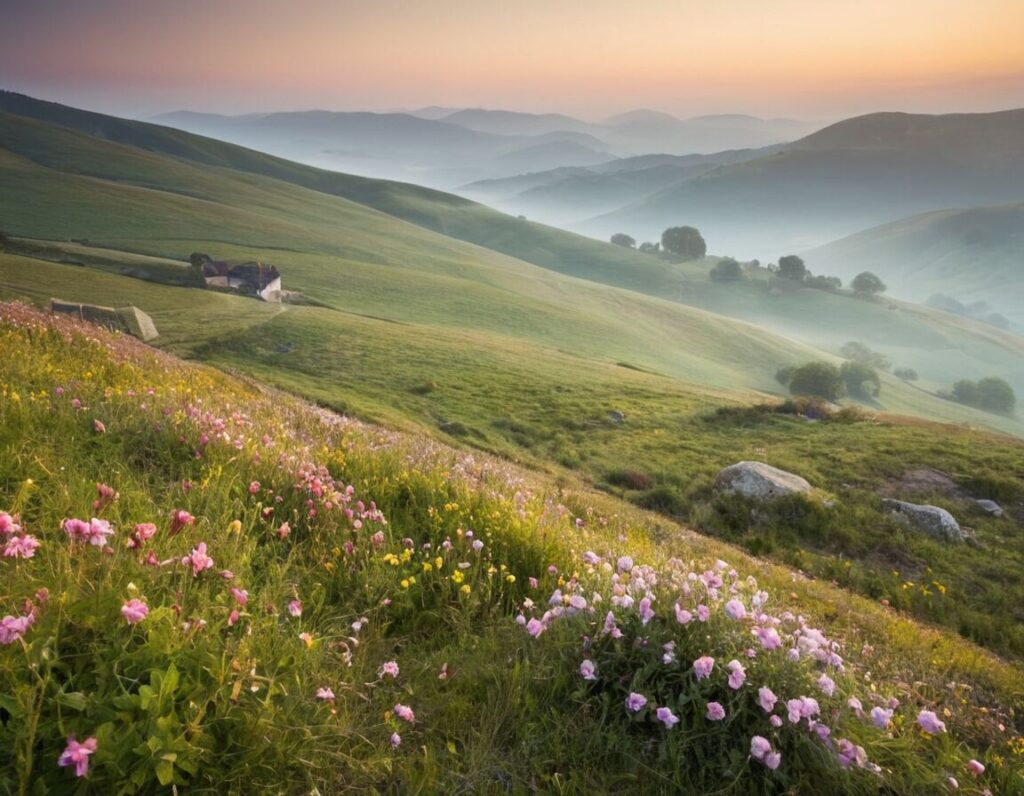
3, 94, 1024, 668
581, 109, 1024, 257
806, 202, 1024, 325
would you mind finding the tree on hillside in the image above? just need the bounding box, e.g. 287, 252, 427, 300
840, 361, 881, 398
788, 362, 846, 400
661, 226, 706, 260
851, 271, 887, 296
839, 341, 891, 371
709, 258, 743, 283
776, 255, 806, 282
951, 379, 980, 406
893, 367, 919, 381
976, 377, 1016, 414
610, 233, 636, 249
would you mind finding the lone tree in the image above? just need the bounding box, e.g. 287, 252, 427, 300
610, 233, 636, 249
788, 361, 846, 400
661, 226, 706, 260
893, 367, 919, 381
851, 271, 887, 296
709, 257, 743, 283
840, 361, 881, 398
976, 377, 1016, 414
777, 255, 807, 282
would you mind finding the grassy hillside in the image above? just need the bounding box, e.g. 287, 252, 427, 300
581, 109, 1024, 256
806, 202, 1024, 325
2, 302, 1023, 793
2, 96, 1024, 664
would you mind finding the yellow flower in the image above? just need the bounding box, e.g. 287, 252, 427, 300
401, 579, 410, 589
451, 570, 464, 584
434, 556, 443, 569
505, 574, 516, 584
460, 584, 471, 595
228, 520, 242, 534
422, 562, 433, 573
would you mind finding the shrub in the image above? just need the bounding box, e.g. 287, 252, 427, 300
606, 468, 655, 491
710, 258, 744, 283
804, 274, 842, 291
893, 367, 918, 381
949, 377, 1016, 414
788, 362, 845, 401
840, 362, 881, 398
638, 241, 661, 254
610, 233, 636, 249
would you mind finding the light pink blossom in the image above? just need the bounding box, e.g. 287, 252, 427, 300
121, 598, 149, 624
58, 736, 97, 778
692, 656, 714, 680
706, 701, 725, 720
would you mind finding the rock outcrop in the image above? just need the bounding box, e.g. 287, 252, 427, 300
714, 462, 812, 501
882, 498, 963, 542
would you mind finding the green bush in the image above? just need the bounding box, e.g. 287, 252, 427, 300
788, 362, 846, 401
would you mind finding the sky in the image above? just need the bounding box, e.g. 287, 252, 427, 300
2, 0, 1023, 120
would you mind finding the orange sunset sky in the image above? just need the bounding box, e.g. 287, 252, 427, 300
2, 0, 1023, 119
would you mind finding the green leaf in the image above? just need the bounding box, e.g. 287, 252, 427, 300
55, 691, 88, 711
155, 759, 175, 786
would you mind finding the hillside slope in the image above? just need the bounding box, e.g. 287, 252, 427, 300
1, 302, 1022, 793
806, 202, 1024, 325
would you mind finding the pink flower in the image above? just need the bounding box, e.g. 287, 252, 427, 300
230, 587, 249, 606
390, 732, 402, 747
869, 706, 893, 729
0, 512, 21, 535
724, 598, 747, 620
758, 686, 777, 713
277, 522, 290, 539
316, 687, 335, 701
228, 609, 240, 627
379, 660, 400, 679
706, 701, 726, 721
966, 759, 985, 777
121, 598, 149, 624
696, 604, 710, 622
750, 735, 780, 769
169, 509, 194, 536
817, 673, 836, 697
63, 518, 89, 541
181, 542, 214, 576
0, 614, 32, 645
638, 597, 655, 625
625, 692, 647, 712
93, 419, 106, 434
753, 626, 782, 650
579, 659, 597, 681
393, 703, 415, 723
917, 710, 946, 734
674, 603, 693, 625
656, 707, 680, 728
287, 599, 303, 618
692, 656, 715, 680
769, 715, 783, 727
616, 556, 633, 572
726, 659, 746, 690
84, 518, 114, 546
4, 534, 40, 558
526, 618, 544, 637
58, 736, 97, 778
128, 522, 157, 549
248, 481, 261, 494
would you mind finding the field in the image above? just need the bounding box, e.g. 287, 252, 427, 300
1, 302, 1022, 793
1, 99, 1024, 673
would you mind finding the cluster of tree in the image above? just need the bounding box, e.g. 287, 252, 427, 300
709, 257, 743, 282
776, 359, 884, 401
944, 377, 1016, 415
893, 367, 919, 381
770, 255, 886, 297
611, 226, 707, 261
926, 294, 1011, 330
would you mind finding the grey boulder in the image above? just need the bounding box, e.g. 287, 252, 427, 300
714, 461, 812, 501
882, 498, 963, 542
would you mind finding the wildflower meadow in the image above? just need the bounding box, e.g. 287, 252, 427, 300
0, 301, 1019, 793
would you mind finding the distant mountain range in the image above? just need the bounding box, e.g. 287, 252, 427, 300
150, 106, 816, 189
